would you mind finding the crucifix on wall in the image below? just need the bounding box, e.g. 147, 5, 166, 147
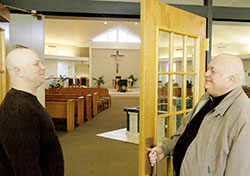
111, 50, 125, 74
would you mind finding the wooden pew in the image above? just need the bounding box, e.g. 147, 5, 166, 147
45, 99, 75, 132
88, 88, 111, 108
46, 88, 111, 109
92, 92, 105, 114
46, 94, 92, 122
243, 88, 250, 99
46, 95, 83, 125
158, 87, 193, 97
92, 92, 98, 116
85, 94, 92, 121
77, 96, 84, 124
46, 89, 103, 115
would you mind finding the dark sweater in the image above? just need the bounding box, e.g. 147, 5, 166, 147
0, 89, 64, 176
173, 93, 229, 176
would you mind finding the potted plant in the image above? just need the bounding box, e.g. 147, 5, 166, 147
49, 75, 68, 88
92, 76, 105, 88
127, 74, 138, 86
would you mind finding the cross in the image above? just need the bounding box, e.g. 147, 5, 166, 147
111, 50, 125, 74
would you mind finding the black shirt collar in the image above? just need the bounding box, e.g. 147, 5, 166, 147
209, 90, 231, 103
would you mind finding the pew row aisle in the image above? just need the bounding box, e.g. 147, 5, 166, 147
45, 88, 111, 132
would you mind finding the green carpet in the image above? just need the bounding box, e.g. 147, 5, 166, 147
57, 97, 140, 176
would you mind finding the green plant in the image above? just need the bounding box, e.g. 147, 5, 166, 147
49, 75, 68, 88
164, 82, 168, 88
163, 82, 179, 88
173, 82, 179, 87
127, 74, 138, 86
92, 76, 105, 88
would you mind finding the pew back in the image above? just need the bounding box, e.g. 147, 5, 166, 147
46, 94, 91, 122
45, 99, 75, 132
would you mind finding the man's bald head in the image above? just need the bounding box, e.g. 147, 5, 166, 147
213, 53, 245, 85
205, 53, 245, 97
6, 48, 45, 95
7, 48, 40, 74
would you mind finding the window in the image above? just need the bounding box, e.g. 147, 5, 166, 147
92, 27, 140, 43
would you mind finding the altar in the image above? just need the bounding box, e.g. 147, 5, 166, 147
112, 77, 134, 92
108, 87, 140, 97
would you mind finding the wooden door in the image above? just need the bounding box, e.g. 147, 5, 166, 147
0, 4, 10, 103
139, 0, 206, 175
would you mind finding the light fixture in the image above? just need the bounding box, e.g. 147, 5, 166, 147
3, 5, 43, 21
104, 21, 107, 25
134, 22, 138, 25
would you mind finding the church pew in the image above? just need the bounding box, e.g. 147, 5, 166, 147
46, 95, 84, 125
46, 88, 107, 112
92, 92, 98, 116
46, 94, 92, 122
92, 92, 105, 114
90, 88, 111, 108
85, 94, 92, 121
243, 88, 250, 99
157, 88, 193, 103
158, 88, 193, 97
45, 99, 75, 132
46, 88, 111, 108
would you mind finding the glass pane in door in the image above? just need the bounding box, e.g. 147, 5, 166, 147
158, 74, 169, 113
158, 30, 170, 72
187, 36, 197, 73
186, 74, 195, 109
158, 30, 170, 113
173, 34, 184, 73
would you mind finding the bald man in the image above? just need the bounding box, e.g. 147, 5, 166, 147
149, 54, 250, 176
0, 48, 64, 176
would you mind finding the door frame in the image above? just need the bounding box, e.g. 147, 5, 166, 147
0, 4, 10, 103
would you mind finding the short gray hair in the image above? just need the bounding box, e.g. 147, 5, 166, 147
217, 53, 245, 85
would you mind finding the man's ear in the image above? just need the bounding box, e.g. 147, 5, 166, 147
13, 67, 23, 77
229, 75, 235, 82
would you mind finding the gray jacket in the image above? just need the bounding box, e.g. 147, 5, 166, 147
161, 86, 250, 176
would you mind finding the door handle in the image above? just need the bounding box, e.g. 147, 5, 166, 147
0, 70, 4, 74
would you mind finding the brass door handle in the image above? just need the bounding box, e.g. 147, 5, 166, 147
0, 70, 4, 74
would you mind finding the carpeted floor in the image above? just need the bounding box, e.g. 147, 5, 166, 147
57, 96, 140, 176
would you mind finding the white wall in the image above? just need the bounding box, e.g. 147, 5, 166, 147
9, 14, 45, 106
58, 61, 68, 77
242, 59, 250, 86
44, 59, 57, 88
91, 49, 140, 88
45, 59, 58, 78
75, 64, 89, 78
68, 61, 75, 77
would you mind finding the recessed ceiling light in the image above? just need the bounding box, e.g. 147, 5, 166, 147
135, 22, 138, 25
104, 21, 107, 25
